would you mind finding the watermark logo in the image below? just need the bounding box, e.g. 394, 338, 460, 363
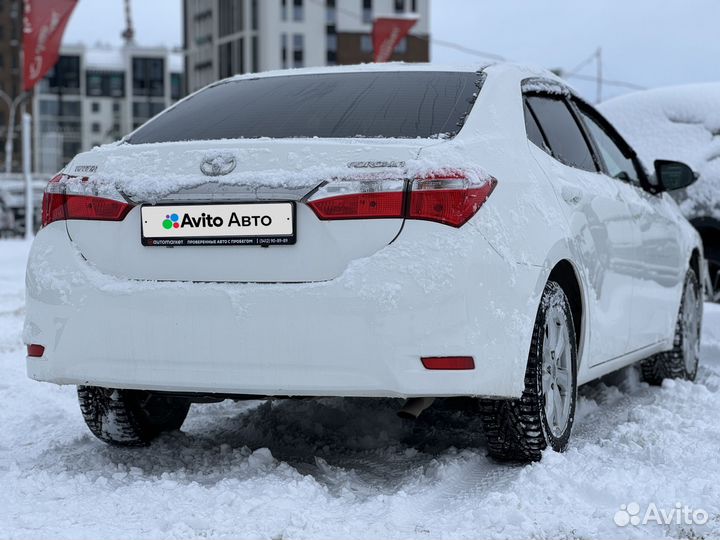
614, 502, 708, 528
614, 503, 642, 527
162, 213, 180, 230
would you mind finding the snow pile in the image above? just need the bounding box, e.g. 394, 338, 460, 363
2, 240, 720, 539
599, 84, 720, 220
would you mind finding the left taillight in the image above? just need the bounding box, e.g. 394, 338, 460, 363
41, 174, 133, 228
307, 170, 496, 228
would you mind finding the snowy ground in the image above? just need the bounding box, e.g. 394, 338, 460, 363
1, 239, 720, 540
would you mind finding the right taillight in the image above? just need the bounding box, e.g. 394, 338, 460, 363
409, 173, 497, 228
41, 174, 133, 228
307, 170, 496, 228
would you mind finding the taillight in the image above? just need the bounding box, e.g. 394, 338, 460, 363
309, 192, 405, 220
41, 174, 133, 227
27, 344, 45, 358
409, 174, 497, 228
307, 171, 496, 227
308, 177, 406, 220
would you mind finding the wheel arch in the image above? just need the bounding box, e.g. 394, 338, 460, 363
548, 260, 584, 356
533, 245, 589, 371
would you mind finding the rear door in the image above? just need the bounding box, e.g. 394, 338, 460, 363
524, 93, 639, 365
573, 103, 686, 349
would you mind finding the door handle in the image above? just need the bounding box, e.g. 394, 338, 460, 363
561, 186, 584, 205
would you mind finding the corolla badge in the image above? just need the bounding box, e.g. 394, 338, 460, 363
200, 154, 237, 176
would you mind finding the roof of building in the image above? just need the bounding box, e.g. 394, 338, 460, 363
63, 44, 184, 74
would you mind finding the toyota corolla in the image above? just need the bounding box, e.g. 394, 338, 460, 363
24, 63, 704, 462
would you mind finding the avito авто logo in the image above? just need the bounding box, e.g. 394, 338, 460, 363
162, 212, 273, 230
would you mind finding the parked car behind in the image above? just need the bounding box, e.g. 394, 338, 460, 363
25, 63, 703, 462
600, 84, 720, 300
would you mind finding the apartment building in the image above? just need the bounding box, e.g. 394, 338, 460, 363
184, 0, 430, 93
31, 45, 183, 173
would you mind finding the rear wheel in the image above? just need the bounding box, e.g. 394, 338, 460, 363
77, 386, 191, 446
641, 269, 701, 385
479, 281, 578, 462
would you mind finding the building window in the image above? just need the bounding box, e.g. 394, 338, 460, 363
112, 102, 121, 113
362, 0, 372, 23
45, 55, 81, 94
91, 102, 100, 113
252, 0, 258, 30
281, 34, 288, 68
361, 34, 373, 53
109, 73, 124, 96
91, 122, 101, 133
171, 73, 183, 100
394, 0, 405, 12
218, 42, 232, 78
292, 34, 304, 68
219, 38, 245, 78
326, 33, 337, 65
326, 33, 337, 52
218, 0, 244, 37
238, 38, 246, 74
132, 57, 165, 97
87, 71, 125, 98
281, 0, 287, 21
293, 0, 303, 21
326, 0, 336, 23
252, 36, 259, 72
411, 0, 417, 11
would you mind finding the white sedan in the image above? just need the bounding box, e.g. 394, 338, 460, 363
25, 63, 703, 462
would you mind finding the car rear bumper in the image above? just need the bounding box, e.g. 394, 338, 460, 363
24, 222, 542, 399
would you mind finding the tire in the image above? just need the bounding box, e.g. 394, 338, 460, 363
77, 386, 191, 446
479, 281, 578, 463
705, 246, 720, 303
641, 269, 702, 385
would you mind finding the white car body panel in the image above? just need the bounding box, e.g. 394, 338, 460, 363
24, 63, 703, 398
26, 220, 541, 398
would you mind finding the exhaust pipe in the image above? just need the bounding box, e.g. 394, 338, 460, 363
397, 397, 435, 420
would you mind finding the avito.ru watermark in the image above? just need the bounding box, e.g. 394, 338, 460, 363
614, 502, 708, 527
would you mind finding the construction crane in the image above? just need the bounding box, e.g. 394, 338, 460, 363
121, 0, 135, 45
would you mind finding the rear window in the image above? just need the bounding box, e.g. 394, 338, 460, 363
127, 71, 481, 144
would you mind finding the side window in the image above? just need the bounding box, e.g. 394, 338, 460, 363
523, 100, 551, 155
575, 107, 641, 185
525, 95, 597, 173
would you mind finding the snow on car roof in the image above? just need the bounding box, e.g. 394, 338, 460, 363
217, 61, 568, 85
600, 83, 720, 219
222, 62, 491, 83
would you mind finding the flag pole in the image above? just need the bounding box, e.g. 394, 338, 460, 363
19, 24, 33, 239
22, 110, 32, 239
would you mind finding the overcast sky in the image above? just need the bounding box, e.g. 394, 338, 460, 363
63, 0, 720, 102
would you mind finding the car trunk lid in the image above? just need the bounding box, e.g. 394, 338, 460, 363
64, 138, 435, 283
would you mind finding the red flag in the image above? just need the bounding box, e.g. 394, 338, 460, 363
372, 16, 418, 63
22, 0, 78, 92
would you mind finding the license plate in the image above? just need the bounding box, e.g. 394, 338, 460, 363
141, 202, 296, 246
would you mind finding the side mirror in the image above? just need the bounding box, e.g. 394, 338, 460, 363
653, 160, 698, 192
